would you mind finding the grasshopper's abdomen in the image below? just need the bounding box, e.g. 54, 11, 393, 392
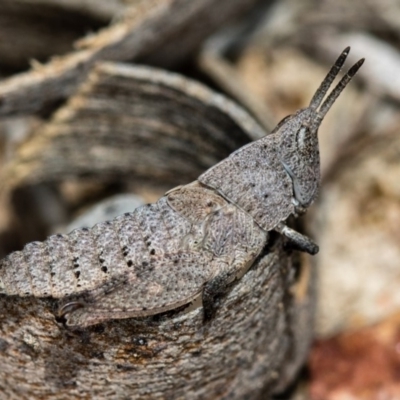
0, 225, 126, 298
0, 196, 193, 298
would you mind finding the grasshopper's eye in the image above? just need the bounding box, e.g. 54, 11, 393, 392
296, 126, 310, 149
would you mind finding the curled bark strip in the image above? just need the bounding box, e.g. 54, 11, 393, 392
0, 62, 265, 191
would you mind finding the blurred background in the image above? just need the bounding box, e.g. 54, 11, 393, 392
0, 0, 399, 398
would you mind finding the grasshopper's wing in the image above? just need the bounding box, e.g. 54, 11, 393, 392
60, 252, 213, 327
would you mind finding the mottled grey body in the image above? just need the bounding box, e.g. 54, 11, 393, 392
199, 133, 295, 231
0, 184, 266, 327
0, 48, 364, 327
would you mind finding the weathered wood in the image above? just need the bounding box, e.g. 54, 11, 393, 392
0, 0, 261, 116
0, 238, 314, 399
0, 63, 265, 191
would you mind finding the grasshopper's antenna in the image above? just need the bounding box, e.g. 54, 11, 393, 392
309, 46, 350, 111
318, 58, 364, 120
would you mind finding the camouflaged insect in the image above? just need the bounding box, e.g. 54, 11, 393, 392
0, 48, 364, 327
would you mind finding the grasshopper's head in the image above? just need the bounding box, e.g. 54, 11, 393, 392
275, 47, 364, 208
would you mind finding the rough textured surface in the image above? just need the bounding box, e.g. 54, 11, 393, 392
0, 238, 314, 399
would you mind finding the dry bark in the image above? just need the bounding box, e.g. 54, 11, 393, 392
0, 62, 264, 191
0, 240, 314, 399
